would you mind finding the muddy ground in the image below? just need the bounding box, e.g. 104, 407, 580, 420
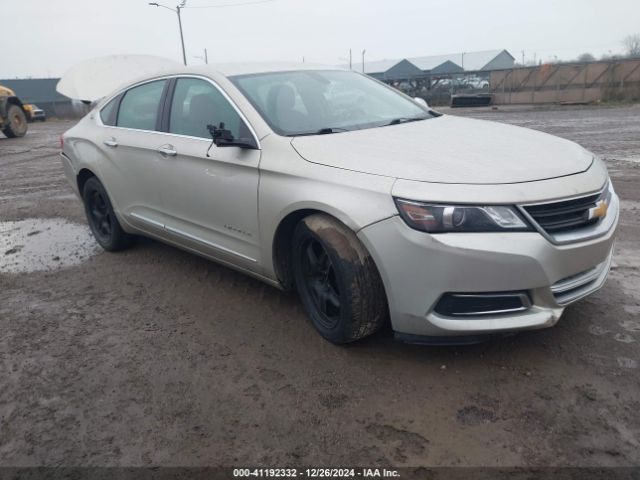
1, 105, 639, 468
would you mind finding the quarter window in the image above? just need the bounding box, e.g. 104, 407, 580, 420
117, 80, 166, 131
169, 78, 244, 139
99, 96, 118, 126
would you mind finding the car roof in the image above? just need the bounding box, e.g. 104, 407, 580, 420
149, 62, 346, 78
58, 55, 348, 102
104, 63, 348, 104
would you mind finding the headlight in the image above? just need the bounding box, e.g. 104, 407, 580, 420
395, 198, 532, 233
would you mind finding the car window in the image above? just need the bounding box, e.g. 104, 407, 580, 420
169, 78, 244, 139
231, 70, 433, 136
100, 96, 119, 126
117, 80, 166, 130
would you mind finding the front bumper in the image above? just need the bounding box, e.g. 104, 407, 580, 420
357, 197, 619, 337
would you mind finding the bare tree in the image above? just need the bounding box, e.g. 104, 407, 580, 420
577, 53, 595, 62
623, 34, 640, 57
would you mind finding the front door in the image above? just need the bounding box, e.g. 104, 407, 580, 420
160, 77, 262, 269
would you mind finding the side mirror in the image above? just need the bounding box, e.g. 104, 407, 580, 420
207, 122, 234, 146
206, 122, 258, 151
413, 97, 429, 109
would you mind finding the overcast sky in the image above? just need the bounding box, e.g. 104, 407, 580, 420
3, 0, 639, 78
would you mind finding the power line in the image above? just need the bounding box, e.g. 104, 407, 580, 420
185, 0, 276, 8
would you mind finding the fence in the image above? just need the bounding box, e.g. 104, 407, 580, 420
489, 58, 640, 105
386, 57, 640, 106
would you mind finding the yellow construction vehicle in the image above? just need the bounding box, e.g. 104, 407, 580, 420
0, 84, 28, 137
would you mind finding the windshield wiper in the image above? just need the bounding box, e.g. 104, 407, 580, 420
384, 116, 430, 126
291, 127, 350, 137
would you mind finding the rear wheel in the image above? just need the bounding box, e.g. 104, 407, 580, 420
2, 104, 28, 138
292, 214, 388, 344
82, 177, 133, 251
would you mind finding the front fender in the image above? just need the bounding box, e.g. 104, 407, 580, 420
257, 163, 397, 280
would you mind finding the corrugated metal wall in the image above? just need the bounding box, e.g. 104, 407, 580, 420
490, 58, 640, 104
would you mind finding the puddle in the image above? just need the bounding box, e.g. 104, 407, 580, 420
0, 218, 100, 274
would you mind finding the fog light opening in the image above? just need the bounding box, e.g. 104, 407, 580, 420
434, 292, 531, 317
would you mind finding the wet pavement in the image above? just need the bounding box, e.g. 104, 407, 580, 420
1, 109, 640, 467
0, 218, 98, 273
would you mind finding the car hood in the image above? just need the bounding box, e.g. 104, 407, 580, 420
290, 115, 594, 184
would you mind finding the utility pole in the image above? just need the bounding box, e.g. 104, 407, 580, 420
362, 49, 366, 73
176, 3, 186, 65
194, 48, 208, 64
521, 50, 525, 66
149, 1, 188, 66
461, 52, 465, 70
349, 49, 352, 70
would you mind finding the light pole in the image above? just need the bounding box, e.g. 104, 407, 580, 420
362, 49, 366, 73
194, 48, 208, 64
149, 1, 188, 65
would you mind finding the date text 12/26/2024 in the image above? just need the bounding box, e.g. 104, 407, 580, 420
233, 468, 400, 478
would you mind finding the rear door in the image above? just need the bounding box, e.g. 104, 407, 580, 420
97, 79, 170, 233
159, 76, 262, 268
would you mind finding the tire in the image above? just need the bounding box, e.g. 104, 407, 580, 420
292, 213, 388, 344
82, 177, 133, 251
2, 104, 28, 138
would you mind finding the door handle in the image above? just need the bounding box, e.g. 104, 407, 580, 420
156, 145, 177, 157
103, 138, 118, 148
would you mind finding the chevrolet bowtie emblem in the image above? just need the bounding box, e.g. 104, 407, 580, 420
588, 199, 609, 220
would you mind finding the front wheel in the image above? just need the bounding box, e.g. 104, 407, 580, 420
82, 177, 133, 251
292, 214, 388, 344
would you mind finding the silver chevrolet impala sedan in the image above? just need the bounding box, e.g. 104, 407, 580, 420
60, 63, 619, 344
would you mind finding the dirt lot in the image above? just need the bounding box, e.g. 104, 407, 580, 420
1, 105, 640, 468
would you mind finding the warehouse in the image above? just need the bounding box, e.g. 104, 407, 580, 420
0, 77, 84, 118
353, 49, 514, 104
362, 49, 515, 79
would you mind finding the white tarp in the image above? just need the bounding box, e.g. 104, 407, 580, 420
56, 55, 180, 102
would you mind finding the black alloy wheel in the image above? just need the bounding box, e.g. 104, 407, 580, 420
300, 237, 342, 329
87, 188, 113, 244
82, 176, 133, 251
292, 213, 388, 344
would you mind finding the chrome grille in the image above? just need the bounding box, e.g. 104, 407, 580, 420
523, 192, 600, 234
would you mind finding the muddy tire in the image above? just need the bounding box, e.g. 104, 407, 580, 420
2, 104, 28, 138
292, 213, 388, 344
82, 177, 133, 251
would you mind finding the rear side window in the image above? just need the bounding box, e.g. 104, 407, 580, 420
117, 80, 166, 130
169, 78, 244, 139
99, 97, 118, 126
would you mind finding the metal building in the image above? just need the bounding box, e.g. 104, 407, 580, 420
360, 49, 515, 79
0, 78, 82, 117
351, 49, 515, 105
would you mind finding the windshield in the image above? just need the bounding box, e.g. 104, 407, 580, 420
229, 70, 434, 136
